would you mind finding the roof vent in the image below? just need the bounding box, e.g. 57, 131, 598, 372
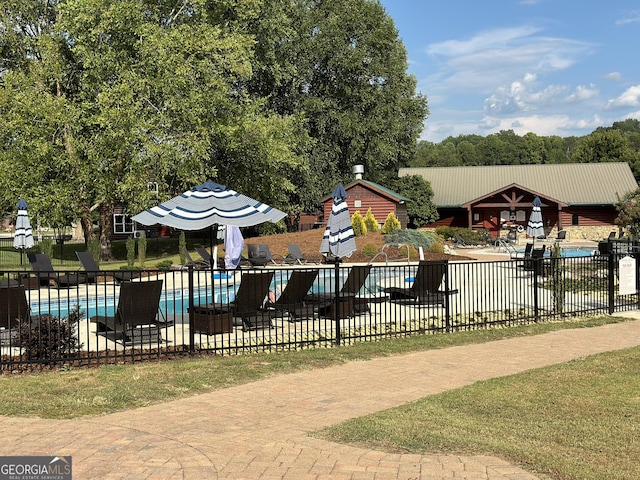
352, 164, 364, 180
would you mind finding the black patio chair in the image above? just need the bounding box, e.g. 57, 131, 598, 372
383, 260, 458, 306
265, 269, 319, 321
26, 253, 88, 288
90, 280, 165, 345
76, 251, 141, 282
0, 284, 31, 346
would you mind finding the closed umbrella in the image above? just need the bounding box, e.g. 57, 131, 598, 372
526, 196, 545, 246
13, 198, 34, 265
320, 184, 356, 261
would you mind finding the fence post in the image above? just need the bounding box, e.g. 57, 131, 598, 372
533, 258, 539, 322
334, 260, 341, 346
188, 265, 195, 353
608, 251, 615, 314
444, 261, 451, 332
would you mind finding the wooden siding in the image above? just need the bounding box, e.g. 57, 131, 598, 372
561, 206, 618, 227
323, 184, 408, 228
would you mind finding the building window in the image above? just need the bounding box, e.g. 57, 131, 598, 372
572, 214, 579, 226
354, 200, 362, 208
113, 214, 136, 234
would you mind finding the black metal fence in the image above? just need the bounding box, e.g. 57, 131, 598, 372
1, 249, 638, 371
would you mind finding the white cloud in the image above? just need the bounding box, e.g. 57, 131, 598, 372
605, 72, 622, 81
615, 11, 640, 26
479, 114, 604, 138
423, 26, 596, 97
606, 85, 640, 109
483, 75, 598, 115
421, 111, 608, 143
565, 84, 599, 103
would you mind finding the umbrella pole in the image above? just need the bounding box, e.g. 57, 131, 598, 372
333, 258, 341, 346
210, 224, 217, 269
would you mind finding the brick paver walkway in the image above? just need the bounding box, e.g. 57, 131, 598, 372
2, 314, 640, 479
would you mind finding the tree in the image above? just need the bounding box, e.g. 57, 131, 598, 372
571, 130, 636, 164
351, 210, 367, 236
245, 0, 428, 209
381, 212, 401, 234
392, 175, 438, 228
0, 0, 306, 259
615, 188, 640, 237
363, 208, 379, 232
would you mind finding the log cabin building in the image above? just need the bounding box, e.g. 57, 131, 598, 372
399, 162, 639, 239
322, 179, 410, 229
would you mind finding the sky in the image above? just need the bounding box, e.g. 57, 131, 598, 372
378, 0, 640, 143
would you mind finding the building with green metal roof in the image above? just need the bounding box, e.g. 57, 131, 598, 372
399, 162, 638, 238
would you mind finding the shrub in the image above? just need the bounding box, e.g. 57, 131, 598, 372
434, 226, 489, 244
138, 234, 147, 268
155, 259, 173, 271
40, 238, 54, 258
362, 243, 378, 257
428, 242, 445, 254
351, 211, 367, 236
17, 306, 83, 363
385, 229, 437, 250
262, 219, 287, 235
363, 208, 379, 233
381, 212, 401, 234
126, 237, 136, 268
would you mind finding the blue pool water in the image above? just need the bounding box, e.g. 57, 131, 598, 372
514, 246, 594, 258
29, 269, 377, 319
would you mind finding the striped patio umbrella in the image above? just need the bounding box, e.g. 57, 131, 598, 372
13, 198, 34, 265
320, 184, 356, 260
132, 180, 286, 230
526, 196, 545, 242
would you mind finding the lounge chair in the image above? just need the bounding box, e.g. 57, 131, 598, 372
285, 244, 322, 264
26, 253, 88, 288
511, 242, 534, 260
76, 251, 141, 282
266, 269, 319, 321
383, 260, 458, 306
194, 247, 215, 268
307, 265, 384, 317
192, 271, 274, 332
521, 246, 546, 273
181, 248, 210, 270
553, 230, 568, 242
90, 280, 165, 345
454, 234, 471, 248
247, 244, 293, 266
0, 285, 30, 346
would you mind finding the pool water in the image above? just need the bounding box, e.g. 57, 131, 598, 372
29, 269, 385, 319
514, 246, 594, 258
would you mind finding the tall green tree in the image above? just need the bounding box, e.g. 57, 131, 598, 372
246, 0, 428, 210
392, 175, 438, 228
0, 0, 306, 258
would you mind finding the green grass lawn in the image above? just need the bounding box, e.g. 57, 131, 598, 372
0, 315, 637, 479
316, 346, 640, 480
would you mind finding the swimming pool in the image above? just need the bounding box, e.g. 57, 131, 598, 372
513, 246, 595, 258
28, 269, 380, 320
